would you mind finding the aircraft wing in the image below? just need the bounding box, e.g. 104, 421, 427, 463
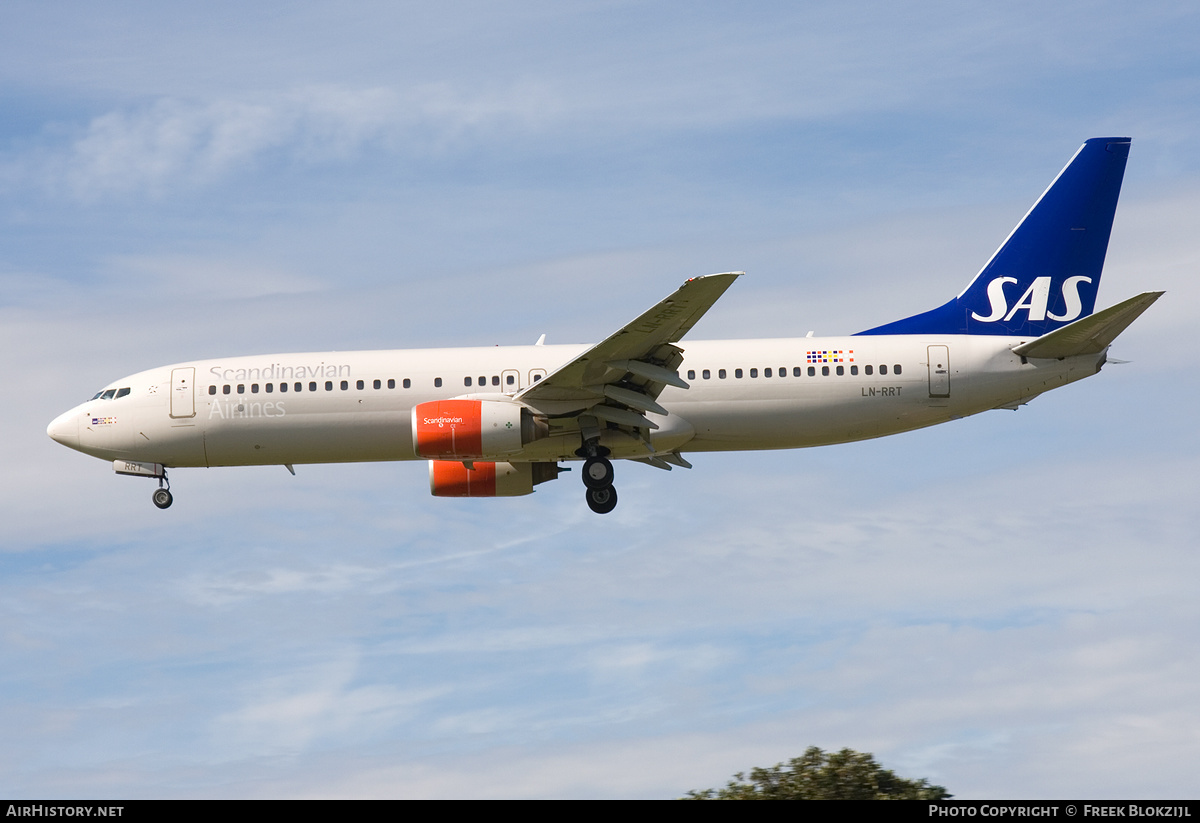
516, 272, 742, 419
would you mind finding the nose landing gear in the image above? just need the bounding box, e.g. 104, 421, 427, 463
152, 471, 173, 509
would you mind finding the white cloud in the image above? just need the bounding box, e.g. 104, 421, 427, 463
6, 82, 562, 200
214, 654, 446, 756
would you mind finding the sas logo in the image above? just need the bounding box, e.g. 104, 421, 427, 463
971, 276, 1092, 323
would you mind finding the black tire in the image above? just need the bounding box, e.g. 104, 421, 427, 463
582, 457, 614, 490
152, 489, 173, 509
586, 485, 618, 514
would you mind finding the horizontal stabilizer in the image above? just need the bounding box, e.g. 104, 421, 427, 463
1012, 291, 1163, 359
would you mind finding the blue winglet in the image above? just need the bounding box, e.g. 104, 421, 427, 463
856, 138, 1131, 337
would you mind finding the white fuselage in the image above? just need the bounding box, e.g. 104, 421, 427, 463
47, 334, 1102, 469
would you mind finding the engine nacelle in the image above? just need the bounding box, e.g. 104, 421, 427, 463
429, 460, 563, 497
412, 399, 548, 459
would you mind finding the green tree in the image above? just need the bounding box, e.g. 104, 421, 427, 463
684, 746, 951, 800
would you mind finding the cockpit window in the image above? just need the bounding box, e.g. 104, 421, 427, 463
91, 391, 104, 400
100, 389, 117, 400
114, 387, 131, 399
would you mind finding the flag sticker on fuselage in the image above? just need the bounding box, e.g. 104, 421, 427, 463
91, 417, 115, 425
807, 350, 854, 363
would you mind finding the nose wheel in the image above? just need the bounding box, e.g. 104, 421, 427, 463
151, 470, 173, 509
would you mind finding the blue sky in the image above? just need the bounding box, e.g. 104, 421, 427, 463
3, 0, 1199, 798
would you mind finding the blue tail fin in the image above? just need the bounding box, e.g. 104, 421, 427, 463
857, 137, 1131, 337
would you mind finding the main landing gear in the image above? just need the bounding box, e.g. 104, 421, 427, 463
579, 449, 617, 514
585, 483, 617, 515
152, 470, 173, 509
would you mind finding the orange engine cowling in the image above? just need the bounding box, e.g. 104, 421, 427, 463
429, 461, 563, 497
412, 399, 547, 459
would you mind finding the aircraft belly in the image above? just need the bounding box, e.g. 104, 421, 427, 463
678, 387, 975, 451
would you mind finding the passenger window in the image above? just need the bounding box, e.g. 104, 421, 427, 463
532, 374, 541, 382
492, 375, 500, 386
340, 380, 348, 390
779, 367, 786, 377
702, 369, 711, 379
750, 368, 758, 378
880, 365, 888, 375
434, 378, 442, 388
894, 364, 902, 375
325, 381, 332, 391
764, 368, 771, 378
265, 383, 273, 393
465, 377, 472, 387
295, 382, 302, 392
251, 384, 259, 393
807, 366, 815, 376
822, 366, 830, 376
865, 365, 873, 375
687, 370, 696, 380
403, 378, 411, 388
387, 379, 395, 389
356, 380, 364, 390
223, 385, 231, 395
374, 379, 381, 389
279, 382, 288, 393
836, 366, 844, 376
311, 382, 318, 392
794, 367, 802, 377
208, 386, 216, 395
506, 374, 515, 385
719, 369, 727, 379
850, 365, 858, 375
238, 384, 245, 394
735, 369, 743, 378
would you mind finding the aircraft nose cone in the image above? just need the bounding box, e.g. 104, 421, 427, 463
47, 410, 79, 449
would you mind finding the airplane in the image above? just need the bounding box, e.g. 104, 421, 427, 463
47, 137, 1162, 514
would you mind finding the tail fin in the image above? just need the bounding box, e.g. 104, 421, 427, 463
857, 137, 1131, 337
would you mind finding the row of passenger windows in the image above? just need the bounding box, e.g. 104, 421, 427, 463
205, 364, 903, 396
207, 372, 547, 395
466, 374, 514, 387
209, 378, 411, 395
686, 364, 903, 380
